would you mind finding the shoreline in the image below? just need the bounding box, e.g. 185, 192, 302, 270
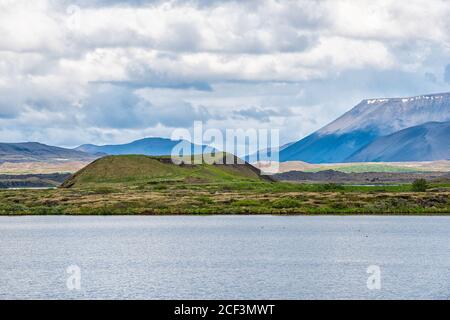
2, 211, 450, 217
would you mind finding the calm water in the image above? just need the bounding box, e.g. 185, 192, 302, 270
1, 215, 450, 300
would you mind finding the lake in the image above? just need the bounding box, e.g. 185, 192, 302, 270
1, 215, 450, 299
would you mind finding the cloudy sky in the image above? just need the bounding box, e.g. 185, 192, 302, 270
1, 0, 450, 147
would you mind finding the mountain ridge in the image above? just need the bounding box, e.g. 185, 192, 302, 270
75, 137, 208, 156
0, 142, 97, 163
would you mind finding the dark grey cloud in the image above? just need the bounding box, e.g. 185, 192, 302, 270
0, 103, 19, 119
0, 90, 24, 119
83, 85, 146, 128
151, 102, 211, 127
53, 0, 321, 55
56, 0, 160, 8
93, 59, 214, 91
63, 0, 254, 9
94, 81, 213, 91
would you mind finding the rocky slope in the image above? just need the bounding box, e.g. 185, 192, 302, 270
347, 121, 450, 162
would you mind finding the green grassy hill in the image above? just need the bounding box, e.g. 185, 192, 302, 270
61, 154, 272, 188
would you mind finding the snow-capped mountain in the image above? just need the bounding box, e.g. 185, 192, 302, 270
319, 93, 450, 135
280, 92, 450, 163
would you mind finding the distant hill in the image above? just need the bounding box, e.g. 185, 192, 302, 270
245, 141, 295, 162
62, 154, 273, 188
75, 137, 208, 156
280, 92, 450, 163
347, 121, 450, 162
0, 173, 71, 189
253, 160, 447, 174
0, 142, 97, 163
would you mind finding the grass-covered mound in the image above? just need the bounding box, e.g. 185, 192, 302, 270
61, 154, 272, 188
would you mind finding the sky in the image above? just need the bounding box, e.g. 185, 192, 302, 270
1, 0, 450, 147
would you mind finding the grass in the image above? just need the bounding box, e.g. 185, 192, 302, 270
0, 180, 448, 215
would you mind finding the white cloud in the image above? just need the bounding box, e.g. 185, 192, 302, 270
0, 0, 450, 147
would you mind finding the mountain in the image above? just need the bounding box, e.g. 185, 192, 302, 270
245, 141, 295, 162
75, 137, 209, 156
0, 142, 97, 163
280, 92, 450, 163
347, 121, 450, 162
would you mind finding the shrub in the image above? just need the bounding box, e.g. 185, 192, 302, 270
316, 183, 345, 192
271, 198, 302, 208
411, 179, 428, 192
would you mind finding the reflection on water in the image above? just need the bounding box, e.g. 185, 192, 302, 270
1, 215, 450, 299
